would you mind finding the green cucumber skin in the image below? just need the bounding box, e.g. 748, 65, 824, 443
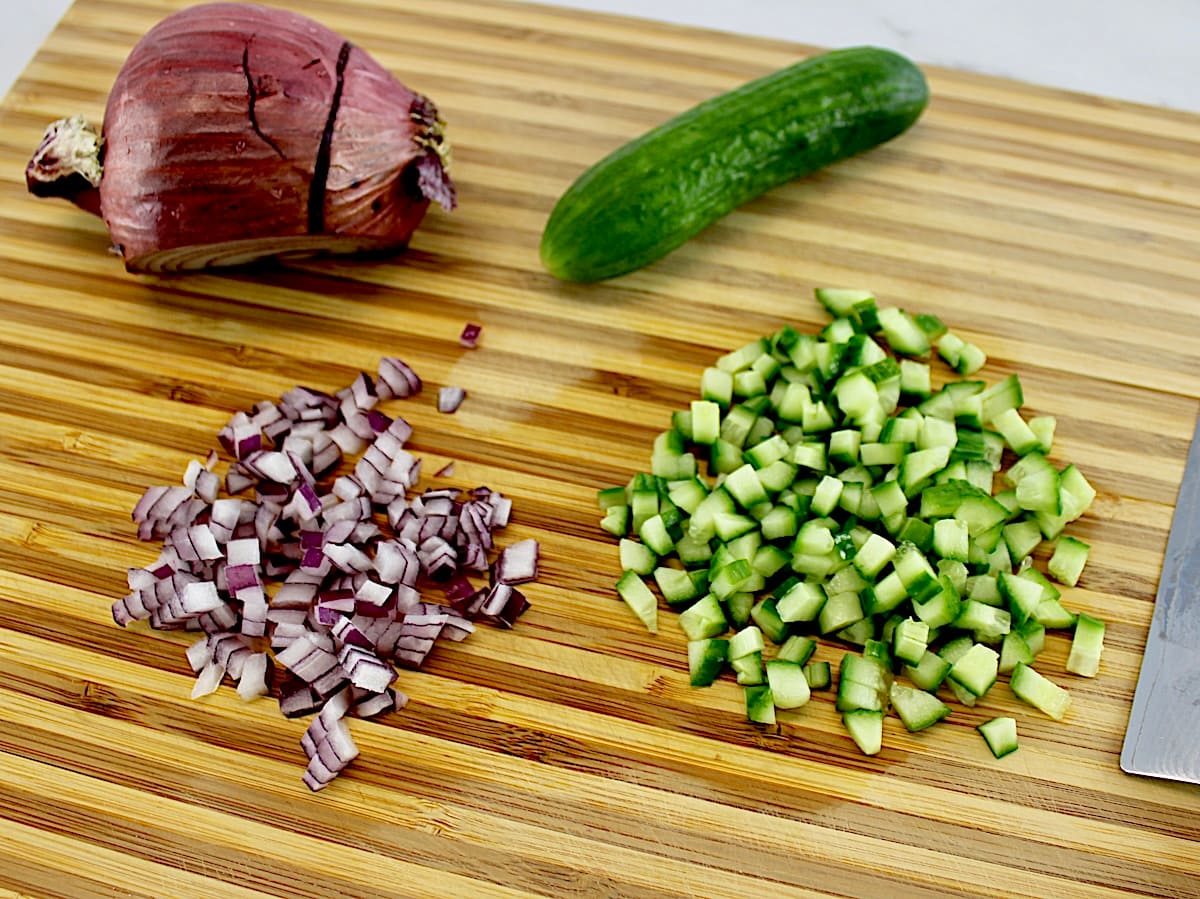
540, 46, 930, 282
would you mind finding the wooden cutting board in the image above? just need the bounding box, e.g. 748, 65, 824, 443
1, 0, 1198, 895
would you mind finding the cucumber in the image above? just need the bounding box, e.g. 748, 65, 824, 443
615, 570, 658, 633
744, 684, 777, 725
540, 47, 929, 281
766, 660, 812, 709
1066, 613, 1105, 678
1010, 662, 1071, 720
688, 638, 729, 686
843, 709, 884, 755
598, 289, 1103, 764
889, 682, 950, 732
977, 716, 1019, 758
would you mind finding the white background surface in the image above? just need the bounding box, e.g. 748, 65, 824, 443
0, 0, 1196, 113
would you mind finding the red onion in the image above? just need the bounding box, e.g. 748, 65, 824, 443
438, 386, 466, 414
25, 3, 454, 273
459, 323, 482, 348
115, 357, 536, 790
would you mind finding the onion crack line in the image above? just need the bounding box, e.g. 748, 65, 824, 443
308, 41, 353, 234
242, 42, 285, 160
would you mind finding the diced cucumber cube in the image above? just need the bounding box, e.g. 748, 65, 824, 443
889, 682, 951, 732
767, 660, 812, 709
954, 342, 987, 376
899, 358, 932, 398
789, 441, 828, 472
701, 367, 734, 409
675, 532, 714, 567
638, 513, 676, 556
600, 504, 630, 537
834, 370, 880, 421
804, 660, 832, 690
843, 709, 884, 755
744, 684, 776, 724
1066, 613, 1105, 678
998, 630, 1034, 674
716, 338, 769, 374
724, 463, 769, 509
687, 638, 729, 686
892, 618, 930, 666
979, 374, 1024, 424
1016, 620, 1046, 656
992, 408, 1042, 456
936, 331, 968, 370
597, 486, 628, 510
918, 415, 958, 451
810, 475, 845, 516
732, 368, 767, 398
1003, 518, 1044, 565
853, 532, 896, 579
1029, 415, 1056, 454
615, 570, 658, 633
619, 538, 657, 575
899, 445, 951, 493
732, 652, 765, 685
728, 625, 766, 660
1048, 536, 1090, 587
725, 592, 755, 629
690, 400, 722, 445
977, 716, 1019, 758
744, 434, 790, 468
903, 649, 952, 691
819, 591, 864, 634
752, 545, 791, 579
1010, 662, 1071, 720
815, 287, 876, 317
998, 570, 1044, 625
653, 566, 704, 607
947, 643, 1000, 697
677, 594, 728, 641
913, 577, 962, 629
877, 306, 932, 357
759, 505, 798, 540
776, 634, 818, 665
749, 597, 789, 644
793, 519, 835, 556
775, 578, 828, 623
1033, 597, 1078, 629
933, 517, 969, 562
828, 428, 862, 465
837, 618, 875, 646
953, 600, 1012, 644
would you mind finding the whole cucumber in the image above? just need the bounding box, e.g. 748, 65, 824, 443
539, 46, 929, 282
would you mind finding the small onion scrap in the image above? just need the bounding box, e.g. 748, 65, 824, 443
437, 386, 466, 414
115, 356, 537, 790
459, 323, 482, 348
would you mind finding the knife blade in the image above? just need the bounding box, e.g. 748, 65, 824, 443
1120, 411, 1200, 785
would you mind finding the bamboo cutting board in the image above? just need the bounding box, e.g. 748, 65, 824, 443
1, 0, 1199, 896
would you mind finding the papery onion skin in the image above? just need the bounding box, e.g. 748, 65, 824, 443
25, 2, 455, 273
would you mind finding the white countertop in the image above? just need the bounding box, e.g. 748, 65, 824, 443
1, 0, 1195, 113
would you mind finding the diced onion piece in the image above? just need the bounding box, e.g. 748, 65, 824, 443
459, 323, 482, 348
437, 386, 466, 413
190, 660, 226, 699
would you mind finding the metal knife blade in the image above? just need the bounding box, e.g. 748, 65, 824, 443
1120, 411, 1200, 785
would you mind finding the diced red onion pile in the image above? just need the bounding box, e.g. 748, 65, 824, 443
114, 356, 539, 790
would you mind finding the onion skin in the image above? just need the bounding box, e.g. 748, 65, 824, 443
25, 3, 455, 273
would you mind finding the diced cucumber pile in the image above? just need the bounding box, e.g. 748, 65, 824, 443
598, 289, 1104, 760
